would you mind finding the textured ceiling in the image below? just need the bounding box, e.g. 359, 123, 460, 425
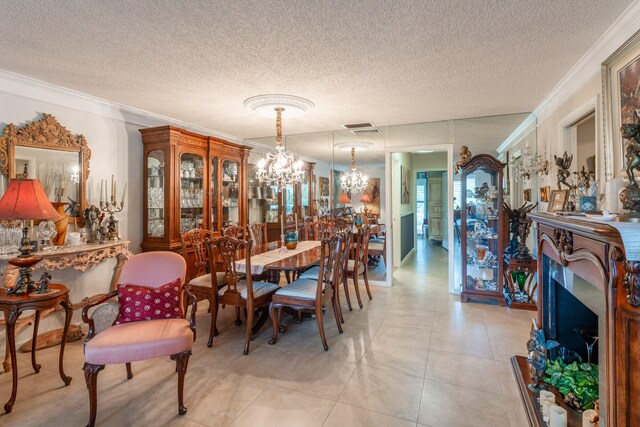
0, 1, 633, 140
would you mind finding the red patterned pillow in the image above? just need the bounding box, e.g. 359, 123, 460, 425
114, 278, 184, 325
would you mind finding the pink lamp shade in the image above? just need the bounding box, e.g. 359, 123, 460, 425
338, 193, 351, 204
360, 193, 371, 203
0, 179, 61, 221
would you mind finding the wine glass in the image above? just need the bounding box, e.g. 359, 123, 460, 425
37, 221, 57, 250
574, 326, 599, 364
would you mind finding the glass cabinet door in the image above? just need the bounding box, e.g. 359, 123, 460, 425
265, 186, 279, 224
464, 167, 500, 292
285, 183, 294, 223
301, 175, 310, 218
179, 153, 204, 233
222, 160, 239, 227
211, 157, 218, 231
147, 150, 165, 237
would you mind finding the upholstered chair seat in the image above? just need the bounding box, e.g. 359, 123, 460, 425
275, 278, 323, 299
85, 318, 193, 365
188, 271, 227, 288
298, 266, 320, 280
217, 280, 279, 299
368, 241, 384, 251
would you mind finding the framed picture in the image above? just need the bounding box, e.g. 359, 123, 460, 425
602, 29, 640, 178
523, 189, 531, 202
579, 195, 597, 213
319, 177, 329, 197
363, 178, 381, 215
401, 165, 410, 204
548, 190, 569, 212
540, 186, 550, 202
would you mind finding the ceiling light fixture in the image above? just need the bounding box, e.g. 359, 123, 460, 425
340, 142, 371, 194
244, 94, 314, 190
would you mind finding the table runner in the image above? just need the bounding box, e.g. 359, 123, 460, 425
235, 240, 322, 275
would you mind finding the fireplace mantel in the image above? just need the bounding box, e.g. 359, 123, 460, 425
524, 212, 640, 426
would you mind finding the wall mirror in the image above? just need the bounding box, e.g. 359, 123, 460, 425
0, 114, 91, 217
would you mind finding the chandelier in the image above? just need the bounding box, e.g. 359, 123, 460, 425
337, 142, 370, 193
244, 95, 314, 191
510, 144, 549, 180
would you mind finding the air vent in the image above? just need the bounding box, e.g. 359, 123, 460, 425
343, 122, 374, 129
350, 128, 380, 135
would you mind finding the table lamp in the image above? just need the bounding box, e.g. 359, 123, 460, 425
0, 179, 60, 294
360, 193, 371, 214
338, 193, 351, 206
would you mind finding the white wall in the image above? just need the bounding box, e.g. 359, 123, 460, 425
0, 70, 242, 346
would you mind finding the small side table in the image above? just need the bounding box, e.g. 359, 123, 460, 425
502, 257, 537, 310
0, 284, 72, 413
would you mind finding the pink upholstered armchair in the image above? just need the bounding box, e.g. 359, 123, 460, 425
81, 252, 196, 427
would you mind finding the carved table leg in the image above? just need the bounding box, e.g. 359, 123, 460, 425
4, 306, 19, 414
58, 297, 72, 386
31, 310, 41, 373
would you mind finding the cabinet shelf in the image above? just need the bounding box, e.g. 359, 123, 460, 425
459, 154, 507, 306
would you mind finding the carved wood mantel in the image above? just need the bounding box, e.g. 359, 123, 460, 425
526, 213, 640, 426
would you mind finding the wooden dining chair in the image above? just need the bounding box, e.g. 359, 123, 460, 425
368, 225, 386, 266
222, 224, 248, 240
180, 229, 229, 304
304, 220, 333, 241
248, 222, 268, 245
344, 225, 372, 309
268, 231, 346, 351
207, 235, 280, 354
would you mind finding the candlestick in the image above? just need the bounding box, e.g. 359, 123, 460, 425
582, 409, 597, 427
100, 179, 104, 203
121, 181, 127, 204
111, 175, 115, 199
539, 390, 555, 403
542, 399, 553, 419
549, 404, 567, 427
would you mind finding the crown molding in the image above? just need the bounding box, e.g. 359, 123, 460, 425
0, 68, 244, 144
533, 0, 640, 123
497, 0, 640, 154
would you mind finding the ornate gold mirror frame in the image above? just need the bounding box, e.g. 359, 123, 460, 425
0, 113, 91, 215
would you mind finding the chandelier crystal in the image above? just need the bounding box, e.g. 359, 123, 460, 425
341, 147, 368, 193
254, 106, 305, 191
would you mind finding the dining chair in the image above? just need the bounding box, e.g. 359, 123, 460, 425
304, 220, 334, 241
222, 224, 248, 240
344, 225, 372, 309
298, 228, 354, 312
368, 225, 386, 266
208, 235, 280, 354
81, 252, 196, 427
248, 222, 268, 245
268, 231, 345, 350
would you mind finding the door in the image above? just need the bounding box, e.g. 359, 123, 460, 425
441, 171, 449, 250
428, 175, 443, 242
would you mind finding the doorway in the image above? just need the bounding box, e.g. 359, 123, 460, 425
385, 145, 455, 293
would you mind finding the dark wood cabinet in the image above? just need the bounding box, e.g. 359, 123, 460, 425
459, 154, 507, 305
140, 126, 251, 253
518, 213, 640, 426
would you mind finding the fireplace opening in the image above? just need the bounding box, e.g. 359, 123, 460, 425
542, 256, 607, 421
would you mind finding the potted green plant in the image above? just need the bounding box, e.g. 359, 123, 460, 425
544, 359, 599, 411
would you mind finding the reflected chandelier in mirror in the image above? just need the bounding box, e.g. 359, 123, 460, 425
0, 114, 91, 216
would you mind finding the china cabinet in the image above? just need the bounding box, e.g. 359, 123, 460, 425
459, 154, 506, 305
140, 126, 251, 253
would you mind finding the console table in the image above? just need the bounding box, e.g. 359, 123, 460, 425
0, 241, 132, 372
517, 213, 640, 426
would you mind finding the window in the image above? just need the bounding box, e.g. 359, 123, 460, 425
453, 176, 476, 208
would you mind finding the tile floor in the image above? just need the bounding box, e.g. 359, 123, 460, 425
0, 243, 533, 426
